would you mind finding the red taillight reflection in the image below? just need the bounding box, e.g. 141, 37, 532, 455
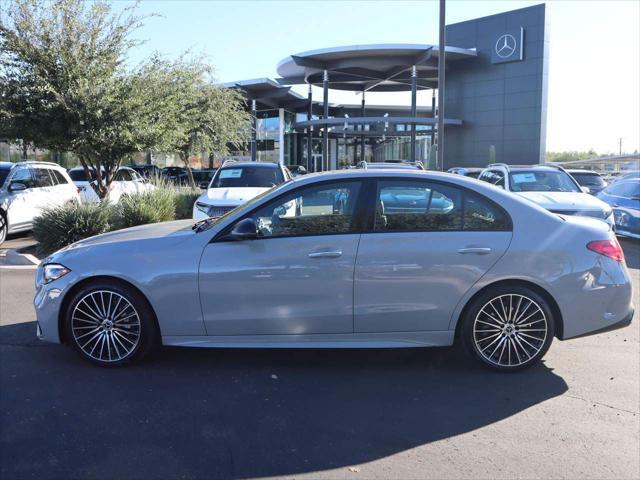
587, 239, 625, 262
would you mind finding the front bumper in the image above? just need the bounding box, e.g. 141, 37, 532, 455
33, 272, 77, 344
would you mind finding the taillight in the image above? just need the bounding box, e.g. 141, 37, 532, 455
587, 239, 625, 262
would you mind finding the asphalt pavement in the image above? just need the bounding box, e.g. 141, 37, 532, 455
0, 240, 638, 479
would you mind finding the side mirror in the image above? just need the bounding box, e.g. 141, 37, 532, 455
581, 186, 591, 194
8, 182, 27, 192
296, 166, 307, 176
228, 218, 258, 240
199, 181, 209, 190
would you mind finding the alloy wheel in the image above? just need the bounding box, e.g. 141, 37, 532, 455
71, 290, 141, 363
472, 294, 548, 368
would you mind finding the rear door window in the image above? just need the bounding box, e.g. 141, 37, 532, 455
32, 168, 55, 188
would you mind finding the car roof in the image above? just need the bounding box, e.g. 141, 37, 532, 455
0, 162, 13, 170
566, 169, 600, 174
363, 163, 421, 169
220, 162, 280, 169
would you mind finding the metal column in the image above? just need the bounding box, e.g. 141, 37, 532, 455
278, 108, 285, 166
251, 99, 257, 162
410, 65, 418, 163
360, 90, 366, 163
322, 69, 329, 171
307, 83, 313, 172
436, 0, 446, 171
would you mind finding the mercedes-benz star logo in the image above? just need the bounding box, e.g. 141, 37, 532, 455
495, 34, 517, 58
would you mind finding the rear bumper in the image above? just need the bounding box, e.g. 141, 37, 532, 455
567, 309, 634, 340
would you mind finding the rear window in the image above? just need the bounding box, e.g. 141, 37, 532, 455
571, 172, 605, 187
210, 166, 284, 189
69, 169, 96, 182
50, 169, 69, 185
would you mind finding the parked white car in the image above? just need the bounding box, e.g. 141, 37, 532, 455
478, 164, 615, 228
0, 161, 80, 245
193, 161, 290, 220
67, 166, 155, 204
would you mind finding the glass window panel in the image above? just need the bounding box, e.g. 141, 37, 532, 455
375, 180, 462, 232
249, 181, 361, 238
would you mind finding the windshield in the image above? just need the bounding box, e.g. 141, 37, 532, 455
571, 172, 605, 187
210, 166, 283, 189
0, 168, 10, 188
509, 170, 580, 193
193, 179, 293, 232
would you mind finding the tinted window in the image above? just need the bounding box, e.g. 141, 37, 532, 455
115, 169, 133, 181
375, 181, 462, 232
32, 168, 54, 187
463, 192, 510, 230
509, 170, 579, 193
211, 166, 284, 189
10, 168, 36, 189
605, 182, 640, 198
0, 168, 10, 188
479, 170, 505, 188
249, 181, 361, 238
570, 172, 605, 187
69, 169, 96, 182
50, 169, 69, 185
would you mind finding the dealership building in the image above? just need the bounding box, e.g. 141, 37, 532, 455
226, 3, 549, 172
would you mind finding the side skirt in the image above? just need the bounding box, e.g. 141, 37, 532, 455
161, 330, 456, 349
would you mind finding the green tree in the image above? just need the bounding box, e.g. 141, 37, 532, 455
172, 82, 249, 188
0, 0, 247, 199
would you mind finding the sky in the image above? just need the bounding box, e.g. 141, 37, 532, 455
114, 1, 639, 154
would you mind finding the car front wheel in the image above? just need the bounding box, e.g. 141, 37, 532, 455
461, 285, 555, 372
64, 281, 157, 366
0, 213, 7, 246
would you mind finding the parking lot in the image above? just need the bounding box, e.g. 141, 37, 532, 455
0, 239, 638, 479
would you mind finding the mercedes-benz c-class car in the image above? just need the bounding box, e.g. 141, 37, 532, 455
34, 169, 634, 371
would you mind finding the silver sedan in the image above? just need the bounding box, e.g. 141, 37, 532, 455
34, 170, 634, 371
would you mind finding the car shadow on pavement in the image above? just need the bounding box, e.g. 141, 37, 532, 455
1, 322, 568, 480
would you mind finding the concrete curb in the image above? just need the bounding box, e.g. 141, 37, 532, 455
2, 249, 40, 266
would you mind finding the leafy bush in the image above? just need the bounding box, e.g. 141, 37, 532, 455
33, 202, 112, 255
111, 188, 176, 230
173, 189, 200, 219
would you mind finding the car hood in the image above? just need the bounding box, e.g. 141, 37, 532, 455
516, 191, 610, 212
61, 220, 195, 251
198, 187, 269, 206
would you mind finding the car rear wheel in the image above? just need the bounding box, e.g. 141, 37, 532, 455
461, 285, 554, 372
64, 281, 157, 366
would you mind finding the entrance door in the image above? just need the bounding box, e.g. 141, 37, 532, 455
199, 179, 364, 336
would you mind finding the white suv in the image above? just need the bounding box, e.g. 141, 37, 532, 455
193, 161, 290, 220
478, 163, 614, 228
0, 161, 80, 245
67, 166, 155, 204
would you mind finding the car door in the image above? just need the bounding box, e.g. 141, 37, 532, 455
5, 167, 37, 229
199, 179, 364, 336
31, 167, 57, 212
354, 179, 513, 333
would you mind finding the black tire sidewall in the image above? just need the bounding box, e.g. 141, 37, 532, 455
0, 212, 7, 245
64, 281, 156, 366
461, 285, 555, 372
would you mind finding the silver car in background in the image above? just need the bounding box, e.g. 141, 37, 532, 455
34, 170, 634, 371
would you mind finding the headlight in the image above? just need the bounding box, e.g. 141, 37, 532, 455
195, 202, 210, 215
41, 263, 71, 285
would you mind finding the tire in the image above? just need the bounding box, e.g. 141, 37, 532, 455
0, 212, 7, 246
64, 280, 157, 367
461, 285, 555, 372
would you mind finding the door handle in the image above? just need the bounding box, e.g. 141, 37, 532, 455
457, 247, 492, 255
308, 250, 342, 258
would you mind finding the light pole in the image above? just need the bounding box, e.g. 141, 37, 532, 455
436, 0, 446, 171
